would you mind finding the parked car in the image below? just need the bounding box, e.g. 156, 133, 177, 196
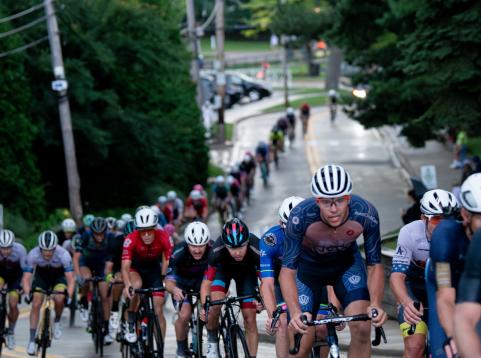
199, 72, 243, 109
226, 71, 272, 102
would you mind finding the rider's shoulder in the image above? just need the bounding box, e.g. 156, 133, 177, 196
399, 220, 425, 237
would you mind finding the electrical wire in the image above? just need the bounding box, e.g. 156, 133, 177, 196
0, 1, 46, 25
0, 35, 48, 58
0, 15, 47, 39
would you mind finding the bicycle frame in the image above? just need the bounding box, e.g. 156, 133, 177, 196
0, 288, 9, 354
86, 276, 105, 356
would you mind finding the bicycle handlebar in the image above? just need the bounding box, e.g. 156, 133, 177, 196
407, 301, 421, 336
132, 287, 166, 295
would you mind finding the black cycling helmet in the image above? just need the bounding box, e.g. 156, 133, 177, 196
123, 219, 136, 236
91, 217, 108, 234
222, 218, 250, 248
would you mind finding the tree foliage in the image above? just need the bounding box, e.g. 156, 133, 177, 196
330, 0, 481, 146
0, 0, 208, 214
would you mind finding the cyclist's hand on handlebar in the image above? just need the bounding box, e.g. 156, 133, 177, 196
172, 287, 185, 302
124, 286, 134, 300
443, 337, 459, 358
367, 305, 387, 327
402, 300, 423, 325
289, 312, 311, 334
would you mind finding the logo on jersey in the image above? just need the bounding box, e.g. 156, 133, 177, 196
299, 294, 310, 306
348, 275, 361, 285
396, 246, 405, 256
347, 229, 354, 236
123, 238, 131, 247
260, 249, 267, 257
263, 233, 277, 247
292, 216, 300, 225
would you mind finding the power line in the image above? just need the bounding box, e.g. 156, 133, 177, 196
0, 1, 46, 25
0, 35, 48, 58
0, 15, 47, 39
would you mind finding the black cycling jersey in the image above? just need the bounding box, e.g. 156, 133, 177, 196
107, 233, 125, 273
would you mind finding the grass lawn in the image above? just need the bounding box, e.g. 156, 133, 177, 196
210, 122, 234, 141
201, 38, 271, 54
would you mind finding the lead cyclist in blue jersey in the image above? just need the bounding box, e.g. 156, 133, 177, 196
427, 173, 481, 358
280, 164, 387, 358
260, 195, 304, 358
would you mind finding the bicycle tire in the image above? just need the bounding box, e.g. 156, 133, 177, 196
228, 324, 250, 358
40, 307, 50, 358
148, 315, 164, 357
0, 301, 7, 356
192, 300, 204, 358
69, 287, 77, 327
91, 298, 99, 354
96, 298, 104, 357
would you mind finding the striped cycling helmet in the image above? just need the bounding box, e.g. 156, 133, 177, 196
311, 164, 352, 198
222, 218, 249, 248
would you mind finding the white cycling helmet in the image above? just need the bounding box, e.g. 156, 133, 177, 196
167, 191, 177, 200
287, 107, 294, 114
278, 196, 305, 224
120, 213, 133, 222
459, 173, 481, 213
38, 231, 58, 250
105, 217, 117, 229
190, 190, 202, 200
184, 221, 210, 246
215, 175, 225, 184
116, 219, 126, 231
157, 196, 167, 205
311, 164, 352, 198
0, 229, 15, 248
420, 189, 458, 217
328, 89, 336, 97
135, 207, 158, 229
61, 218, 76, 233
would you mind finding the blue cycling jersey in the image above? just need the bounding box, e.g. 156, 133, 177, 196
260, 225, 284, 279
430, 219, 469, 290
282, 195, 381, 272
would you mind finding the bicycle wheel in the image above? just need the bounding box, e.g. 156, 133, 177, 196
228, 325, 250, 358
148, 315, 164, 358
191, 300, 204, 358
69, 287, 77, 327
0, 303, 7, 356
40, 308, 50, 358
96, 298, 104, 357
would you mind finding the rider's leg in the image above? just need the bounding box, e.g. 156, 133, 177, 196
79, 266, 92, 310
153, 295, 166, 341
52, 283, 67, 322
7, 291, 20, 334
111, 272, 123, 316
344, 300, 372, 358
29, 293, 45, 342
275, 314, 289, 358
127, 271, 142, 321
241, 306, 258, 357
402, 332, 427, 358
174, 301, 192, 355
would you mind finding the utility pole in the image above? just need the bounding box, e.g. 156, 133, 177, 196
281, 35, 289, 108
44, 0, 83, 224
186, 0, 203, 106
326, 46, 342, 91
215, 0, 225, 143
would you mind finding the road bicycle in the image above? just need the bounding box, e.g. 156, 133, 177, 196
329, 103, 337, 123
288, 304, 387, 358
174, 289, 204, 358
205, 293, 257, 358
130, 287, 165, 358
30, 288, 68, 358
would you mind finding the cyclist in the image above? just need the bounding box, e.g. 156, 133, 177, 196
239, 153, 256, 203
122, 207, 171, 343
328, 89, 338, 122
260, 196, 304, 358
165, 222, 212, 358
299, 103, 310, 135
200, 218, 260, 358
280, 164, 387, 358
193, 184, 208, 199
150, 204, 168, 227
184, 189, 209, 222
286, 107, 296, 142
22, 231, 75, 355
79, 214, 95, 236
73, 217, 115, 344
455, 200, 481, 356
167, 190, 184, 227
157, 196, 174, 224
105, 220, 135, 337
0, 229, 27, 350
391, 189, 458, 358
256, 141, 270, 178
227, 175, 242, 215
212, 176, 230, 224
56, 218, 77, 247
269, 125, 284, 166
427, 173, 481, 357
105, 217, 117, 231
121, 213, 133, 222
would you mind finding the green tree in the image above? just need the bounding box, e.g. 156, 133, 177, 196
0, 6, 45, 220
